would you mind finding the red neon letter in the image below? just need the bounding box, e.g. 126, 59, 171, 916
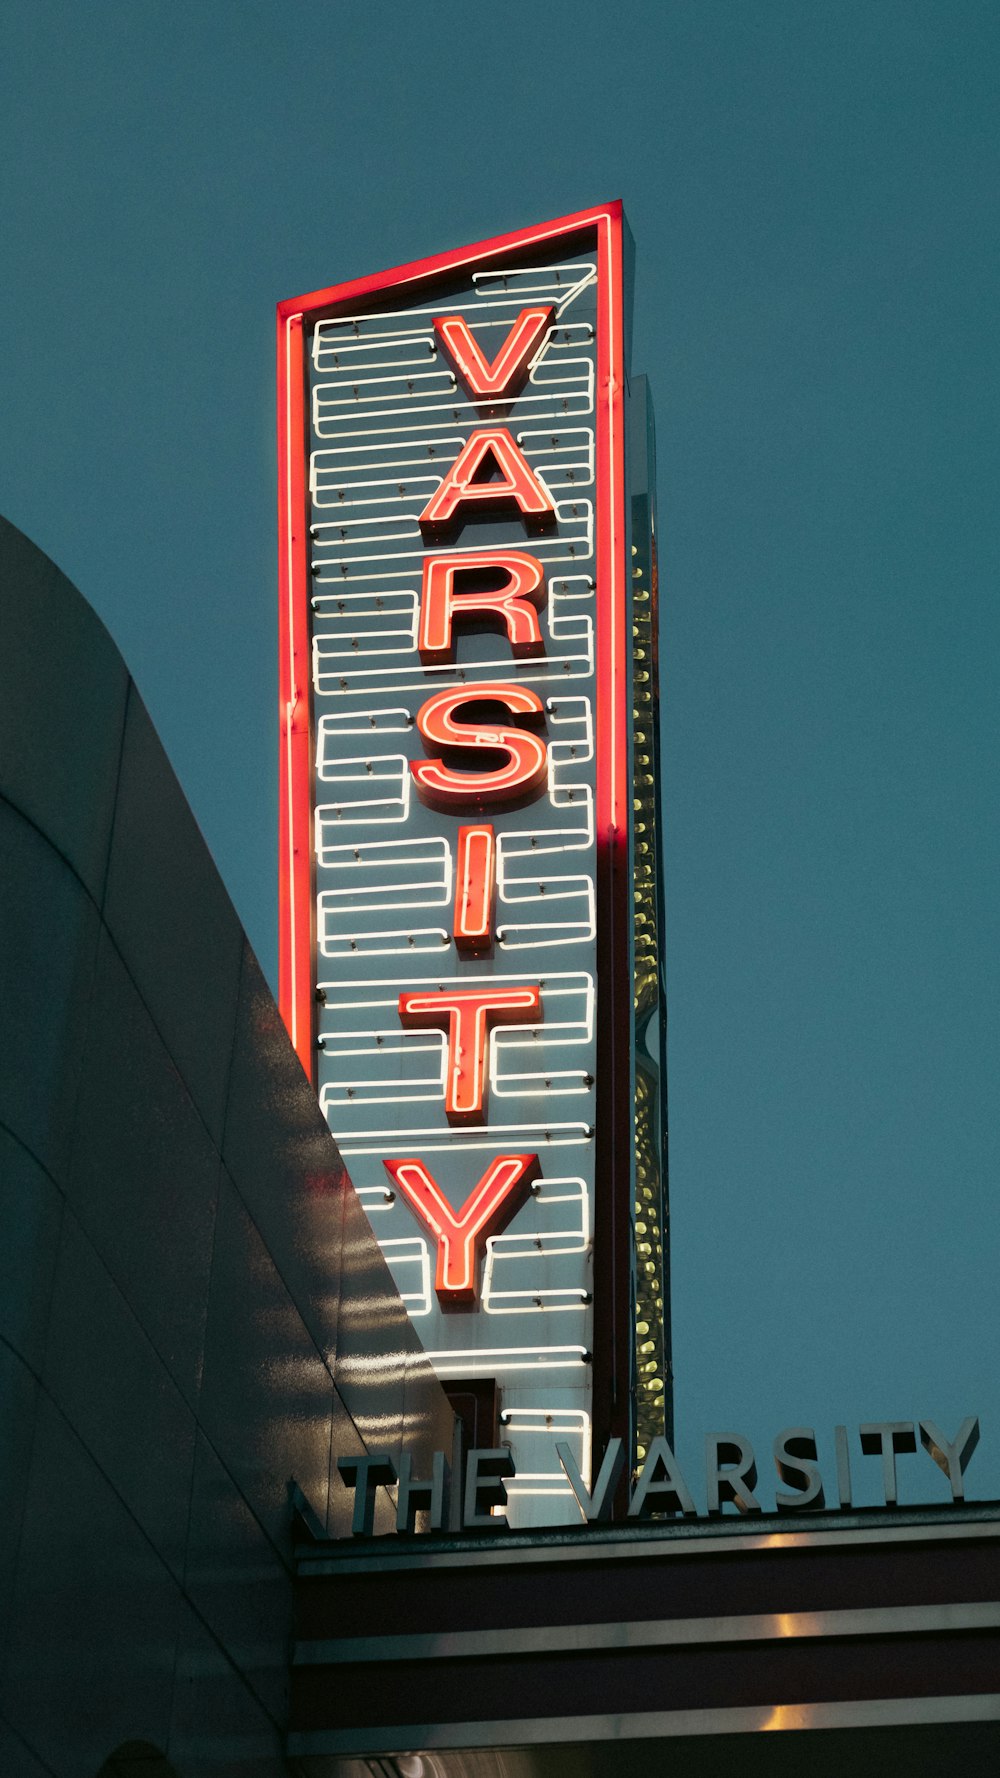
412, 683, 547, 811
384, 1154, 541, 1303
419, 429, 555, 536
453, 824, 496, 955
419, 551, 545, 662
398, 984, 542, 1121
434, 305, 553, 400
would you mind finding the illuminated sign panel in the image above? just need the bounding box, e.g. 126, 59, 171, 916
278, 206, 659, 1524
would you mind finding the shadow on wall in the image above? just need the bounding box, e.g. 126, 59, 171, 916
96, 1744, 181, 1778
0, 515, 455, 1776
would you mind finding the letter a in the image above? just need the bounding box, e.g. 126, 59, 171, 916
419, 429, 555, 536
384, 1154, 541, 1303
435, 305, 553, 400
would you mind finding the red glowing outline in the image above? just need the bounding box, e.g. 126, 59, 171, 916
453, 824, 496, 954
398, 984, 542, 1122
276, 312, 315, 1078
418, 428, 555, 535
434, 305, 554, 400
411, 682, 547, 811
384, 1154, 541, 1303
418, 551, 546, 662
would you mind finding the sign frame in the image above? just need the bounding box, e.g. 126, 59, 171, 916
277, 202, 635, 1460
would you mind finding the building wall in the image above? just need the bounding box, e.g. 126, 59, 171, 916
0, 517, 455, 1778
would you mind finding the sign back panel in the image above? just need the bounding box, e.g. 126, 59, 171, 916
278, 206, 642, 1524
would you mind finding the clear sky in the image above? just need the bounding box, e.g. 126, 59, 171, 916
2, 0, 997, 1505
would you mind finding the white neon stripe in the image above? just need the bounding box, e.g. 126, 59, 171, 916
320, 927, 450, 959
375, 1237, 433, 1315
317, 706, 412, 735
328, 1119, 592, 1157
312, 369, 594, 437
312, 647, 594, 695
421, 1345, 589, 1374
310, 262, 598, 337
311, 512, 594, 571
320, 971, 589, 998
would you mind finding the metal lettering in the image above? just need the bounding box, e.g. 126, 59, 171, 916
628, 1436, 698, 1518
463, 1448, 515, 1531
396, 1450, 448, 1534
859, 1422, 917, 1507
918, 1416, 980, 1502
337, 1452, 397, 1537
705, 1433, 761, 1516
557, 1437, 626, 1523
773, 1427, 826, 1510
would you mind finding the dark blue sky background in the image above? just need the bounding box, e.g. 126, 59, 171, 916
2, 0, 997, 1505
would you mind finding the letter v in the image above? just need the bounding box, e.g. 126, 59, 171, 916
435, 305, 553, 399
557, 1439, 625, 1523
384, 1154, 540, 1303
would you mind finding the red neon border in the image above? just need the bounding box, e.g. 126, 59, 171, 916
278, 202, 627, 1072
591, 206, 632, 1453
277, 310, 314, 1076
276, 203, 631, 1447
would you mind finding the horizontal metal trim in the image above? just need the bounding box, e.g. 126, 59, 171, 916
296, 1507, 1000, 1578
287, 1690, 1000, 1756
295, 1601, 1000, 1666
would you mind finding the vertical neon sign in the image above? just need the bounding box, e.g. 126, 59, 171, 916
278, 205, 654, 1523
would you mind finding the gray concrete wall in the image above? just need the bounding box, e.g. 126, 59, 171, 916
0, 517, 455, 1778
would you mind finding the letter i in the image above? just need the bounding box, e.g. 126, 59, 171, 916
453, 824, 496, 954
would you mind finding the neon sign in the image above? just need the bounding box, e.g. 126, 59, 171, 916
278, 205, 665, 1523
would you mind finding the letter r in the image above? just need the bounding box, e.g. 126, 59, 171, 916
419, 552, 546, 661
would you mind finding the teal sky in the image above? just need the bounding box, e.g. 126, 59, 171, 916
2, 0, 997, 1504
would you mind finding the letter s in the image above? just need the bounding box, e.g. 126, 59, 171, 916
411, 682, 547, 811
